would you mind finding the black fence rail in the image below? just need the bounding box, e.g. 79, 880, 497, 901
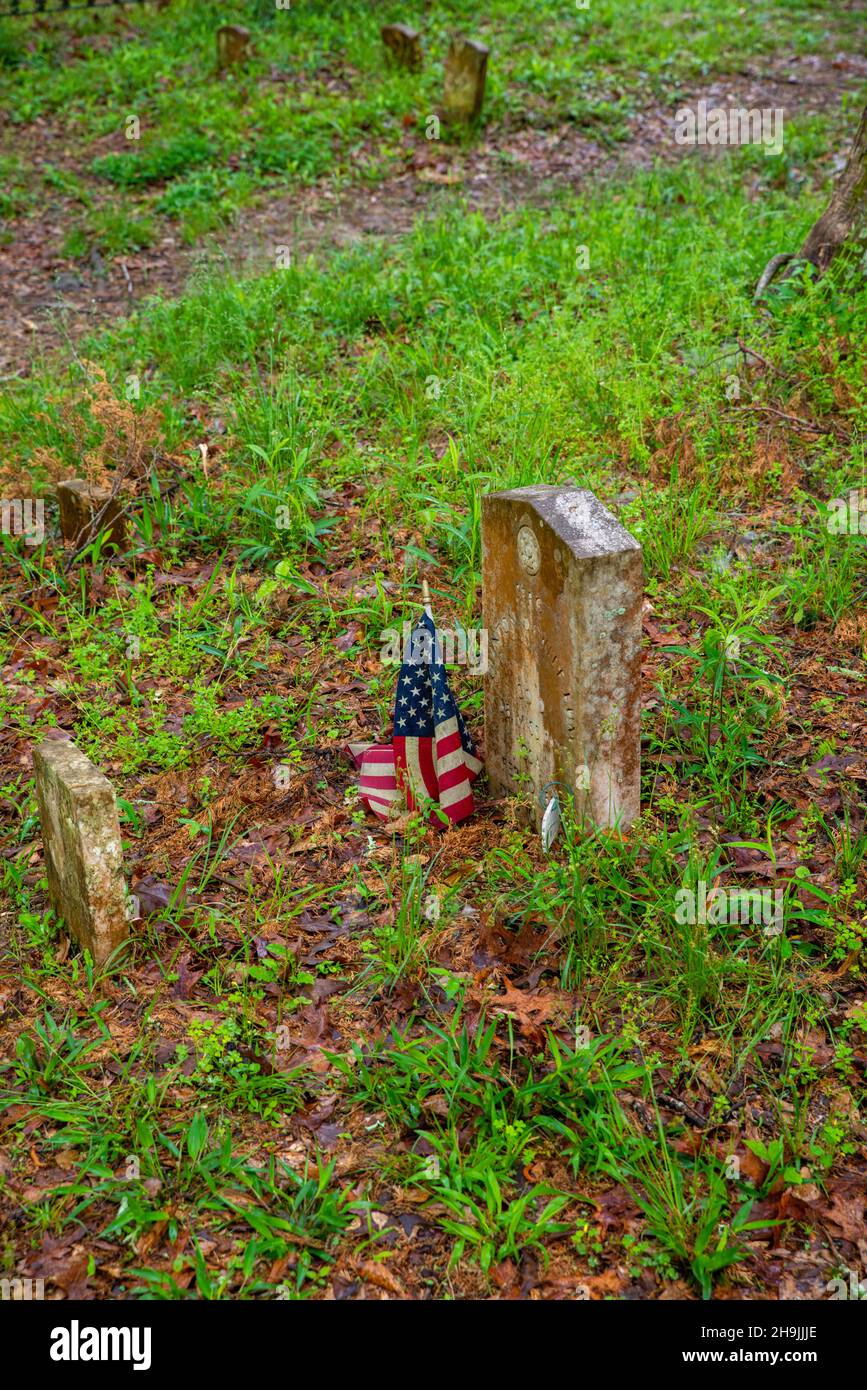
0, 0, 153, 15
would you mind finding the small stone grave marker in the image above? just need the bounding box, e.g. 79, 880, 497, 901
443, 36, 489, 123
481, 485, 642, 832
33, 738, 129, 965
216, 24, 251, 72
57, 479, 125, 548
381, 23, 422, 71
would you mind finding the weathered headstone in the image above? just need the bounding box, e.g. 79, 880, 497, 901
381, 23, 422, 72
57, 479, 125, 548
443, 36, 489, 123
33, 739, 129, 965
216, 23, 251, 72
481, 486, 642, 831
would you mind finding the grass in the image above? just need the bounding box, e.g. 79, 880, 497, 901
0, 0, 866, 1304
0, 0, 864, 249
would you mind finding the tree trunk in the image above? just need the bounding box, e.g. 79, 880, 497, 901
798, 100, 867, 272
755, 102, 867, 300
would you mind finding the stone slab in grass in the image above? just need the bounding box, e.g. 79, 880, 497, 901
57, 479, 126, 548
443, 36, 489, 123
33, 738, 129, 965
216, 24, 251, 72
381, 23, 422, 71
481, 485, 643, 833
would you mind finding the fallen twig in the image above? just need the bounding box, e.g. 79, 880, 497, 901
737, 402, 849, 442
736, 339, 790, 380
656, 1093, 712, 1129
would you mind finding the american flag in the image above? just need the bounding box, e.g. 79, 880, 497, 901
346, 610, 481, 827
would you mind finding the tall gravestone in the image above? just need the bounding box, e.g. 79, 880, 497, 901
481, 486, 642, 831
216, 24, 251, 73
381, 23, 422, 71
443, 36, 489, 123
33, 739, 129, 964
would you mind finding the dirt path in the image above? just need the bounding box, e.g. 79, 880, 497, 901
2, 51, 865, 377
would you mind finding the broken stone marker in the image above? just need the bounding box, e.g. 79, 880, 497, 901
481, 486, 643, 832
33, 739, 129, 965
216, 24, 251, 72
443, 36, 489, 123
57, 479, 126, 548
381, 23, 422, 72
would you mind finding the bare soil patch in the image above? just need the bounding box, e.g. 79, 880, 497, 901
1, 50, 865, 376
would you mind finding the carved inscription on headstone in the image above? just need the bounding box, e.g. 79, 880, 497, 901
481, 486, 643, 830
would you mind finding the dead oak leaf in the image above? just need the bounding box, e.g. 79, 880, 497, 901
356, 1260, 408, 1298
824, 1174, 867, 1243
492, 978, 561, 1038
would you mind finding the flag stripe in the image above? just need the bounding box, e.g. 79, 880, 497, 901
347, 611, 481, 827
